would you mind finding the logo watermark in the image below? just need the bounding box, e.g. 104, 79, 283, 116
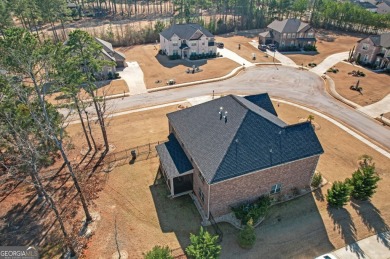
0, 246, 39, 259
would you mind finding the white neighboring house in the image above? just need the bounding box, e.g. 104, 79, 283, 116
159, 24, 217, 59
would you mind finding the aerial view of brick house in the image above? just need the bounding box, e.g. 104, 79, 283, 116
159, 23, 217, 59
156, 94, 323, 219
353, 32, 390, 69
259, 18, 316, 50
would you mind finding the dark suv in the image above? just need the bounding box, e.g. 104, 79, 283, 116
258, 44, 267, 51
267, 44, 276, 51
216, 42, 224, 48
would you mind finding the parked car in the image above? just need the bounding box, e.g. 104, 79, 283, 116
216, 42, 224, 48
166, 79, 176, 85
267, 44, 276, 51
258, 44, 267, 51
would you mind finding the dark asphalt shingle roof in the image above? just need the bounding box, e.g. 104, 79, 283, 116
267, 19, 311, 33
156, 134, 193, 178
244, 93, 278, 116
160, 24, 214, 41
360, 32, 390, 48
166, 94, 323, 184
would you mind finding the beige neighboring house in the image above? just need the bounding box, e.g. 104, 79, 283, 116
354, 32, 390, 69
259, 18, 316, 50
159, 23, 217, 59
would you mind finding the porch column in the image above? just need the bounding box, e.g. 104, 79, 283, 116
170, 178, 174, 196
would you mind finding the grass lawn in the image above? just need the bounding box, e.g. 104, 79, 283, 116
79, 99, 390, 258
286, 30, 363, 66
46, 79, 129, 105
116, 44, 240, 89
215, 35, 280, 63
328, 62, 390, 106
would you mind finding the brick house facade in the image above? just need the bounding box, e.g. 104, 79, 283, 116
156, 94, 323, 219
353, 33, 390, 69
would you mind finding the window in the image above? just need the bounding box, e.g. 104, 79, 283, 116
198, 188, 205, 203
283, 33, 287, 38
173, 50, 178, 55
287, 33, 291, 39
270, 184, 281, 194
362, 43, 369, 50
198, 171, 205, 183
307, 32, 314, 38
191, 42, 197, 46
299, 33, 304, 38
202, 42, 205, 45
364, 54, 369, 62
291, 33, 296, 38
191, 50, 197, 54
172, 40, 178, 46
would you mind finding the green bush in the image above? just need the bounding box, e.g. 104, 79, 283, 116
186, 227, 221, 259
232, 195, 271, 225
311, 172, 322, 188
326, 181, 353, 208
238, 219, 256, 249
144, 245, 173, 259
346, 164, 380, 200
304, 45, 317, 51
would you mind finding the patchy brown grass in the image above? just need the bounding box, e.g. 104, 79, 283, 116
80, 100, 390, 258
46, 79, 129, 105
116, 44, 240, 89
287, 31, 362, 66
215, 35, 279, 63
328, 62, 390, 106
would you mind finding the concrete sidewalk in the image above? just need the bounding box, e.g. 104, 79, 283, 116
310, 52, 349, 75
217, 47, 255, 67
118, 61, 147, 95
358, 94, 390, 119
329, 231, 390, 259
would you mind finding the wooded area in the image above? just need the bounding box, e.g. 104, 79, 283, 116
0, 0, 389, 45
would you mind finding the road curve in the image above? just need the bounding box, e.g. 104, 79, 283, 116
75, 66, 390, 151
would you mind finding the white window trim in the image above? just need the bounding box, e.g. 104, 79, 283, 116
270, 183, 281, 194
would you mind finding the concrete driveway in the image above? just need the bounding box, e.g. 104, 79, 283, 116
217, 47, 255, 67
310, 52, 349, 75
118, 61, 147, 95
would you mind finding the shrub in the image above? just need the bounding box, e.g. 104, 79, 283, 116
326, 181, 353, 208
311, 172, 322, 188
144, 245, 173, 259
107, 71, 114, 80
185, 227, 221, 259
114, 72, 120, 79
291, 187, 300, 196
237, 218, 256, 249
231, 195, 271, 225
346, 164, 380, 201
304, 45, 317, 51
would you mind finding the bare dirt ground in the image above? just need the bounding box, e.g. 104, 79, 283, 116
383, 112, 390, 120
116, 44, 240, 89
80, 100, 390, 258
215, 35, 280, 63
328, 62, 390, 106
286, 30, 364, 66
46, 79, 129, 105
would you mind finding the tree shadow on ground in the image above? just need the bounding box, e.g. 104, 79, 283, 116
218, 193, 334, 258
327, 206, 366, 258
155, 54, 207, 68
150, 183, 212, 254
351, 200, 390, 248
313, 187, 325, 202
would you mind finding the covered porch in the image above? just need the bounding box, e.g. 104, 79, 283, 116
156, 134, 194, 197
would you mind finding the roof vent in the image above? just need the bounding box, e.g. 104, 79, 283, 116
224, 111, 228, 123
219, 106, 223, 120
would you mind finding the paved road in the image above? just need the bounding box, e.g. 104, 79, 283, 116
68, 66, 390, 151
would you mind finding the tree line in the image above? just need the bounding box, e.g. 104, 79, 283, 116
0, 27, 114, 256
1, 0, 389, 45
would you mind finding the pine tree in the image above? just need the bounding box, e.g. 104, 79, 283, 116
326, 181, 353, 208
185, 227, 221, 259
238, 218, 256, 249
347, 165, 380, 201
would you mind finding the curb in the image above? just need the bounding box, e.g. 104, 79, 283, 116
148, 66, 245, 93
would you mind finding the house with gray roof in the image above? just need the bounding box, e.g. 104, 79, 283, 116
159, 24, 217, 59
95, 37, 127, 68
259, 18, 316, 50
353, 32, 390, 69
156, 93, 323, 219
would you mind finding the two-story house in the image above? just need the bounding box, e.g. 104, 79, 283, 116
159, 24, 217, 59
354, 32, 390, 69
156, 93, 323, 219
259, 18, 316, 50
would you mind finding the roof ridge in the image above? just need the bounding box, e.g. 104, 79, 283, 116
283, 120, 311, 128
211, 109, 249, 183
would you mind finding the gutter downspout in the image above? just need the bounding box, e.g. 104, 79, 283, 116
207, 183, 211, 220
